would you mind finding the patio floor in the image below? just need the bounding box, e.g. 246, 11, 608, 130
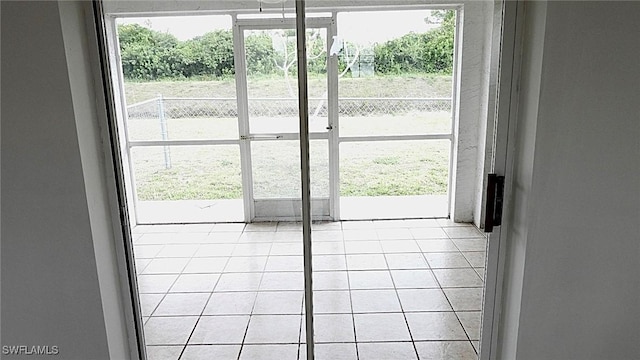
136, 195, 448, 224
133, 219, 485, 360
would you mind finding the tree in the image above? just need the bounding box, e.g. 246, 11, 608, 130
179, 30, 234, 78
373, 10, 455, 75
118, 24, 183, 80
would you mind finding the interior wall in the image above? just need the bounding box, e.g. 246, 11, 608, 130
1, 1, 130, 359
499, 2, 640, 359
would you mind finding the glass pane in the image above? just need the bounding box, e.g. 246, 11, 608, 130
117, 15, 239, 141
251, 140, 329, 199
131, 145, 243, 222
244, 28, 328, 134
340, 140, 450, 219
336, 10, 455, 137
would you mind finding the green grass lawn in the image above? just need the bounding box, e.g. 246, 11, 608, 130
126, 75, 452, 201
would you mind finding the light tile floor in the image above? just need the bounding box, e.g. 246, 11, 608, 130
134, 219, 486, 360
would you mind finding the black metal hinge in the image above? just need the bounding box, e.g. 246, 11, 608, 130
484, 173, 505, 233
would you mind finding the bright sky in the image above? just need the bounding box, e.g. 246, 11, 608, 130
117, 10, 439, 45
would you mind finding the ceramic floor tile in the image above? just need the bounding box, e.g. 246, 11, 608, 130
313, 271, 350, 290
277, 222, 302, 231
307, 343, 358, 360
416, 239, 459, 253
312, 241, 345, 255
405, 312, 467, 341
183, 257, 228, 274
265, 256, 303, 272
142, 258, 190, 274
435, 219, 468, 227
312, 290, 352, 314
203, 292, 257, 315
244, 222, 278, 232
348, 270, 394, 289
344, 240, 383, 254
312, 221, 342, 231
144, 316, 198, 345
189, 315, 250, 344
135, 258, 153, 274
350, 289, 401, 313
312, 230, 344, 242
136, 233, 176, 245
272, 231, 303, 242
341, 221, 375, 230
244, 315, 302, 344
391, 269, 439, 289
139, 294, 164, 317
452, 239, 487, 252
404, 219, 440, 227
203, 232, 242, 243
224, 256, 268, 273
215, 273, 263, 292
314, 314, 355, 343
342, 229, 378, 241
169, 274, 219, 293
443, 288, 484, 311
181, 223, 215, 233
385, 253, 429, 270
414, 341, 477, 359
432, 269, 483, 287
457, 311, 482, 340
462, 252, 486, 268
253, 291, 303, 315
193, 244, 236, 257
260, 272, 304, 291
357, 342, 418, 360
238, 232, 276, 243
410, 227, 448, 239
156, 244, 200, 258
153, 293, 209, 316
137, 274, 179, 293
376, 228, 414, 240
232, 243, 272, 256
397, 289, 452, 311
353, 313, 411, 342
180, 345, 241, 360
424, 252, 472, 269
134, 224, 182, 234
380, 240, 421, 253
372, 219, 409, 229
312, 255, 347, 271
134, 244, 165, 259
443, 226, 485, 239
345, 254, 388, 270
145, 345, 183, 360
212, 223, 246, 232
270, 242, 302, 256
239, 344, 299, 360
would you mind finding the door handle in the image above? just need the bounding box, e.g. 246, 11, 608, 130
484, 173, 505, 233
240, 135, 283, 140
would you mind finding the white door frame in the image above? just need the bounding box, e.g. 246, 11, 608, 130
233, 15, 338, 222
480, 1, 524, 359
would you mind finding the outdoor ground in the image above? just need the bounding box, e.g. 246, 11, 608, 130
125, 75, 453, 201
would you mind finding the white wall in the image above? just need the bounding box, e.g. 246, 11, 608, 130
1, 1, 131, 359
499, 2, 640, 359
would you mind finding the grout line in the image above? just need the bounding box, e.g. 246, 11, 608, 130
381, 248, 421, 360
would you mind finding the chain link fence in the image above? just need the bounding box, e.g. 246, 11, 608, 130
126, 97, 452, 120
